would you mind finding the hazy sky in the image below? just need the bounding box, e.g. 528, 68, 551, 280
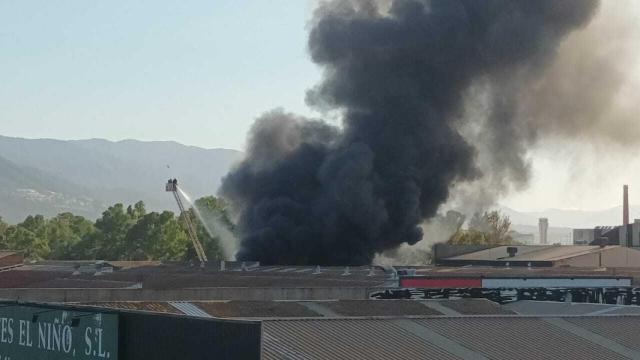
0, 1, 320, 148
1, 1, 640, 213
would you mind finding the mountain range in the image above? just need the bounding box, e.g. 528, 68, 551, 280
0, 136, 241, 223
0, 136, 630, 239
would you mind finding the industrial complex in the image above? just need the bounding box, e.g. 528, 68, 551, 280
0, 251, 638, 359
2, 184, 640, 359
3, 0, 638, 357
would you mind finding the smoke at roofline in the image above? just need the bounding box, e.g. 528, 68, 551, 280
221, 0, 605, 265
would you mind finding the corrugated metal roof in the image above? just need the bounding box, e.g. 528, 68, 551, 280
79, 299, 518, 318
445, 245, 620, 262
322, 299, 442, 317
504, 300, 640, 316
564, 317, 640, 352
445, 246, 558, 261
195, 301, 321, 318
169, 302, 212, 318
435, 299, 515, 315
82, 301, 183, 314
263, 316, 640, 360
262, 318, 460, 360
414, 317, 627, 360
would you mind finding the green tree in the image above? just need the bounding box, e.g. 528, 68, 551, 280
20, 215, 48, 241
94, 203, 137, 259
0, 217, 8, 244
448, 211, 515, 245
124, 211, 190, 261
47, 213, 95, 259
187, 196, 237, 260
157, 212, 191, 260
6, 215, 51, 259
127, 201, 146, 220
5, 225, 49, 260
194, 196, 234, 230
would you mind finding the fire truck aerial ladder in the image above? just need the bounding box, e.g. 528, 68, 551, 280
166, 179, 208, 267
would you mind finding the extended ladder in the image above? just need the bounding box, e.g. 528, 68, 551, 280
167, 180, 208, 267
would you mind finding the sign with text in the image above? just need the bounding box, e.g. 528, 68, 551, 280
0, 305, 118, 360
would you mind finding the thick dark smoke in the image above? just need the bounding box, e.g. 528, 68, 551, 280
220, 0, 599, 265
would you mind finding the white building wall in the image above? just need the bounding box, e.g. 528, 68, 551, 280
482, 277, 631, 288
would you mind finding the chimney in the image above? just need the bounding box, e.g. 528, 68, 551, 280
624, 185, 629, 226
539, 218, 548, 245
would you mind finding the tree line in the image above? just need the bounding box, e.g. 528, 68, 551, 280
428, 210, 518, 246
0, 196, 232, 261
0, 200, 516, 262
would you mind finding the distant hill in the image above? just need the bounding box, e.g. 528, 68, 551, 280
1, 135, 630, 235
0, 136, 242, 223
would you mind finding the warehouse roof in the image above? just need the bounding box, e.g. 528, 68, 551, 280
80, 299, 517, 318
7, 259, 640, 291
505, 300, 640, 316
445, 245, 618, 262
262, 315, 640, 360
73, 298, 640, 359
4, 263, 388, 288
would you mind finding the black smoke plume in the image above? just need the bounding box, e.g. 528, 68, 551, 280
220, 0, 599, 265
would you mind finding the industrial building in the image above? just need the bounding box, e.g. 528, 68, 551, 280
6, 298, 640, 359
508, 230, 535, 244
1, 260, 640, 358
539, 218, 549, 244
436, 244, 640, 268
572, 185, 638, 247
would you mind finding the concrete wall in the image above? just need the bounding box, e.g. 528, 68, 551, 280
558, 246, 640, 268
633, 221, 640, 247
556, 252, 600, 267
0, 286, 370, 302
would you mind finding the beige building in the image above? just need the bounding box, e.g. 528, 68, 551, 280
554, 246, 640, 268
439, 245, 640, 268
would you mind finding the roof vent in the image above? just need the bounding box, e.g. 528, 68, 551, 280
72, 264, 81, 276
506, 247, 518, 257
367, 267, 375, 276
599, 238, 608, 248
341, 266, 351, 276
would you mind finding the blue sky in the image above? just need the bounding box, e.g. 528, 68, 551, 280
2, 0, 640, 212
0, 0, 320, 150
